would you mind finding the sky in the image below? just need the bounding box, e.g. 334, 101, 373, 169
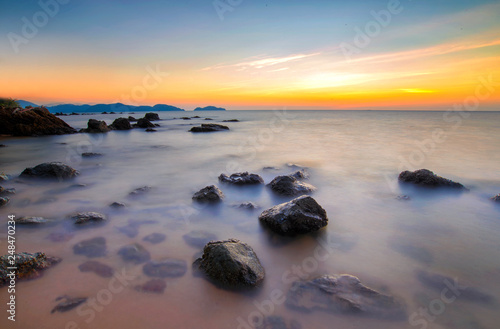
1, 0, 499, 110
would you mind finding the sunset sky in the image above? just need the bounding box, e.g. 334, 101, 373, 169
1, 0, 499, 110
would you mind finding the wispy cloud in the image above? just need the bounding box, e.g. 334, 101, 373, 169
202, 53, 320, 71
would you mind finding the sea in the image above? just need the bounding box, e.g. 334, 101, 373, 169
0, 110, 499, 329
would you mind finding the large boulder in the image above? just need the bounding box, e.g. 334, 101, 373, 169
110, 117, 132, 130
286, 275, 407, 320
144, 112, 160, 121
398, 169, 466, 189
135, 118, 156, 128
1, 252, 61, 287
0, 107, 76, 136
20, 162, 79, 180
268, 175, 315, 196
192, 185, 224, 203
259, 196, 327, 236
193, 239, 265, 289
189, 124, 229, 132
219, 172, 264, 185
80, 119, 110, 133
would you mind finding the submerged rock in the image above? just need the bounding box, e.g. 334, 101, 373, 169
70, 212, 107, 225
286, 275, 407, 320
129, 186, 152, 196
0, 174, 9, 181
398, 169, 466, 189
110, 117, 132, 130
259, 196, 328, 236
73, 237, 107, 258
189, 123, 229, 132
145, 128, 157, 132
223, 119, 239, 122
78, 260, 114, 278
255, 316, 302, 329
143, 233, 166, 244
0, 252, 61, 287
80, 119, 110, 133
14, 216, 51, 225
416, 270, 495, 305
192, 185, 224, 203
490, 194, 500, 202
183, 230, 217, 248
231, 202, 261, 210
135, 279, 166, 294
20, 162, 79, 180
144, 113, 160, 121
218, 172, 264, 185
268, 175, 316, 196
143, 259, 187, 278
109, 201, 126, 208
0, 106, 76, 136
193, 239, 265, 289
396, 195, 411, 201
135, 118, 155, 128
0, 197, 9, 207
118, 243, 151, 264
51, 296, 87, 313
116, 225, 139, 238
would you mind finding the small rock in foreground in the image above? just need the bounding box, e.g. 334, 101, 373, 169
192, 185, 224, 203
219, 172, 264, 185
398, 169, 466, 189
268, 175, 316, 196
189, 124, 229, 133
51, 296, 87, 313
15, 216, 51, 225
71, 212, 107, 225
20, 162, 79, 180
0, 197, 9, 207
490, 194, 500, 202
0, 252, 61, 287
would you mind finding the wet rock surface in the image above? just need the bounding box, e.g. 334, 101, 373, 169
14, 216, 52, 225
490, 194, 500, 202
135, 279, 166, 294
189, 123, 229, 132
73, 237, 107, 258
71, 212, 107, 225
285, 274, 407, 320
129, 186, 152, 196
192, 185, 224, 203
78, 260, 114, 278
109, 201, 126, 208
0, 252, 61, 287
398, 169, 466, 189
219, 172, 264, 185
143, 259, 187, 278
51, 296, 87, 313
231, 202, 260, 210
143, 233, 167, 244
268, 175, 316, 196
0, 197, 9, 207
81, 152, 103, 158
110, 117, 132, 130
183, 230, 217, 248
193, 239, 265, 289
0, 107, 76, 136
80, 119, 110, 133
20, 162, 79, 180
259, 196, 328, 236
118, 243, 151, 264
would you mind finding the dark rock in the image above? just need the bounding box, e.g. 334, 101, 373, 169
0, 144, 6, 147
193, 239, 265, 289
255, 316, 302, 329
259, 196, 328, 236
20, 162, 79, 180
490, 194, 500, 202
1, 188, 15, 195
128, 116, 137, 122
81, 152, 103, 158
135, 118, 155, 128
144, 113, 160, 121
118, 243, 150, 264
143, 259, 187, 278
116, 225, 139, 238
80, 119, 110, 133
192, 116, 201, 118
268, 175, 316, 196
109, 202, 126, 208
0, 174, 9, 181
231, 202, 260, 210
290, 169, 309, 180
70, 212, 106, 225
78, 260, 114, 278
145, 128, 157, 132
73, 237, 107, 258
143, 233, 166, 244
416, 270, 495, 304
0, 107, 76, 136
286, 275, 407, 320
223, 119, 239, 122
129, 186, 152, 196
15, 216, 51, 225
398, 169, 466, 189
135, 279, 166, 294
0, 197, 9, 207
0, 252, 61, 287
180, 117, 191, 120
189, 123, 229, 132
51, 296, 87, 313
205, 118, 213, 120
183, 230, 217, 248
219, 172, 264, 185
110, 117, 132, 130
192, 185, 224, 203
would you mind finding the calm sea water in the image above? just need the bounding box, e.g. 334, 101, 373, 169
0, 110, 499, 329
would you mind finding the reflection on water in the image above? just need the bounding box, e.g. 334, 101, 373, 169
1, 110, 500, 329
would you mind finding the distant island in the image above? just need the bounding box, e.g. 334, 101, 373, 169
17, 100, 185, 113
193, 106, 226, 111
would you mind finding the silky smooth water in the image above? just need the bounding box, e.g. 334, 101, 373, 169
0, 110, 499, 329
